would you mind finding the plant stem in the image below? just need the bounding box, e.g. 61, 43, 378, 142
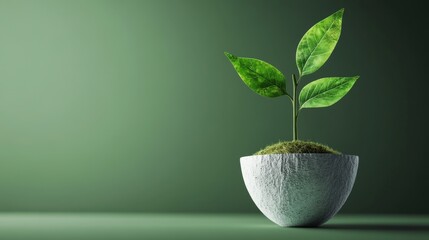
292, 74, 298, 141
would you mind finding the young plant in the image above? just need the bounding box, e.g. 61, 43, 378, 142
225, 8, 358, 141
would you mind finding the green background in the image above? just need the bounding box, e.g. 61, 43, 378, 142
0, 0, 426, 214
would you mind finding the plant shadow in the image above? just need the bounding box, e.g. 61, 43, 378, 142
322, 223, 429, 232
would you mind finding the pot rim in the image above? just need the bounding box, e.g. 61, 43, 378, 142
240, 153, 358, 160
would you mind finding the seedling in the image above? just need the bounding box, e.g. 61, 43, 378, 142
225, 8, 358, 141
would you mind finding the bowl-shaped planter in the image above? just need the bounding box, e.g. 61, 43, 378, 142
240, 154, 358, 227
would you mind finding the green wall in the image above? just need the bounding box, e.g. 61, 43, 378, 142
0, 0, 427, 213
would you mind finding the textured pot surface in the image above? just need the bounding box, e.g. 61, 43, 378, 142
240, 154, 358, 227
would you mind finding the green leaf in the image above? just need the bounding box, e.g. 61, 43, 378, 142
224, 52, 286, 98
299, 76, 359, 109
296, 9, 344, 76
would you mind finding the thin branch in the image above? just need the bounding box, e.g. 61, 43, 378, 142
285, 92, 293, 102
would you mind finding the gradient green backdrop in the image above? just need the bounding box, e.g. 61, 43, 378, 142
0, 0, 427, 214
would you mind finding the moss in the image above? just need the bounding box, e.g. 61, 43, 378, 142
254, 140, 340, 155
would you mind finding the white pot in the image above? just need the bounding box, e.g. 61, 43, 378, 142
240, 153, 358, 227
